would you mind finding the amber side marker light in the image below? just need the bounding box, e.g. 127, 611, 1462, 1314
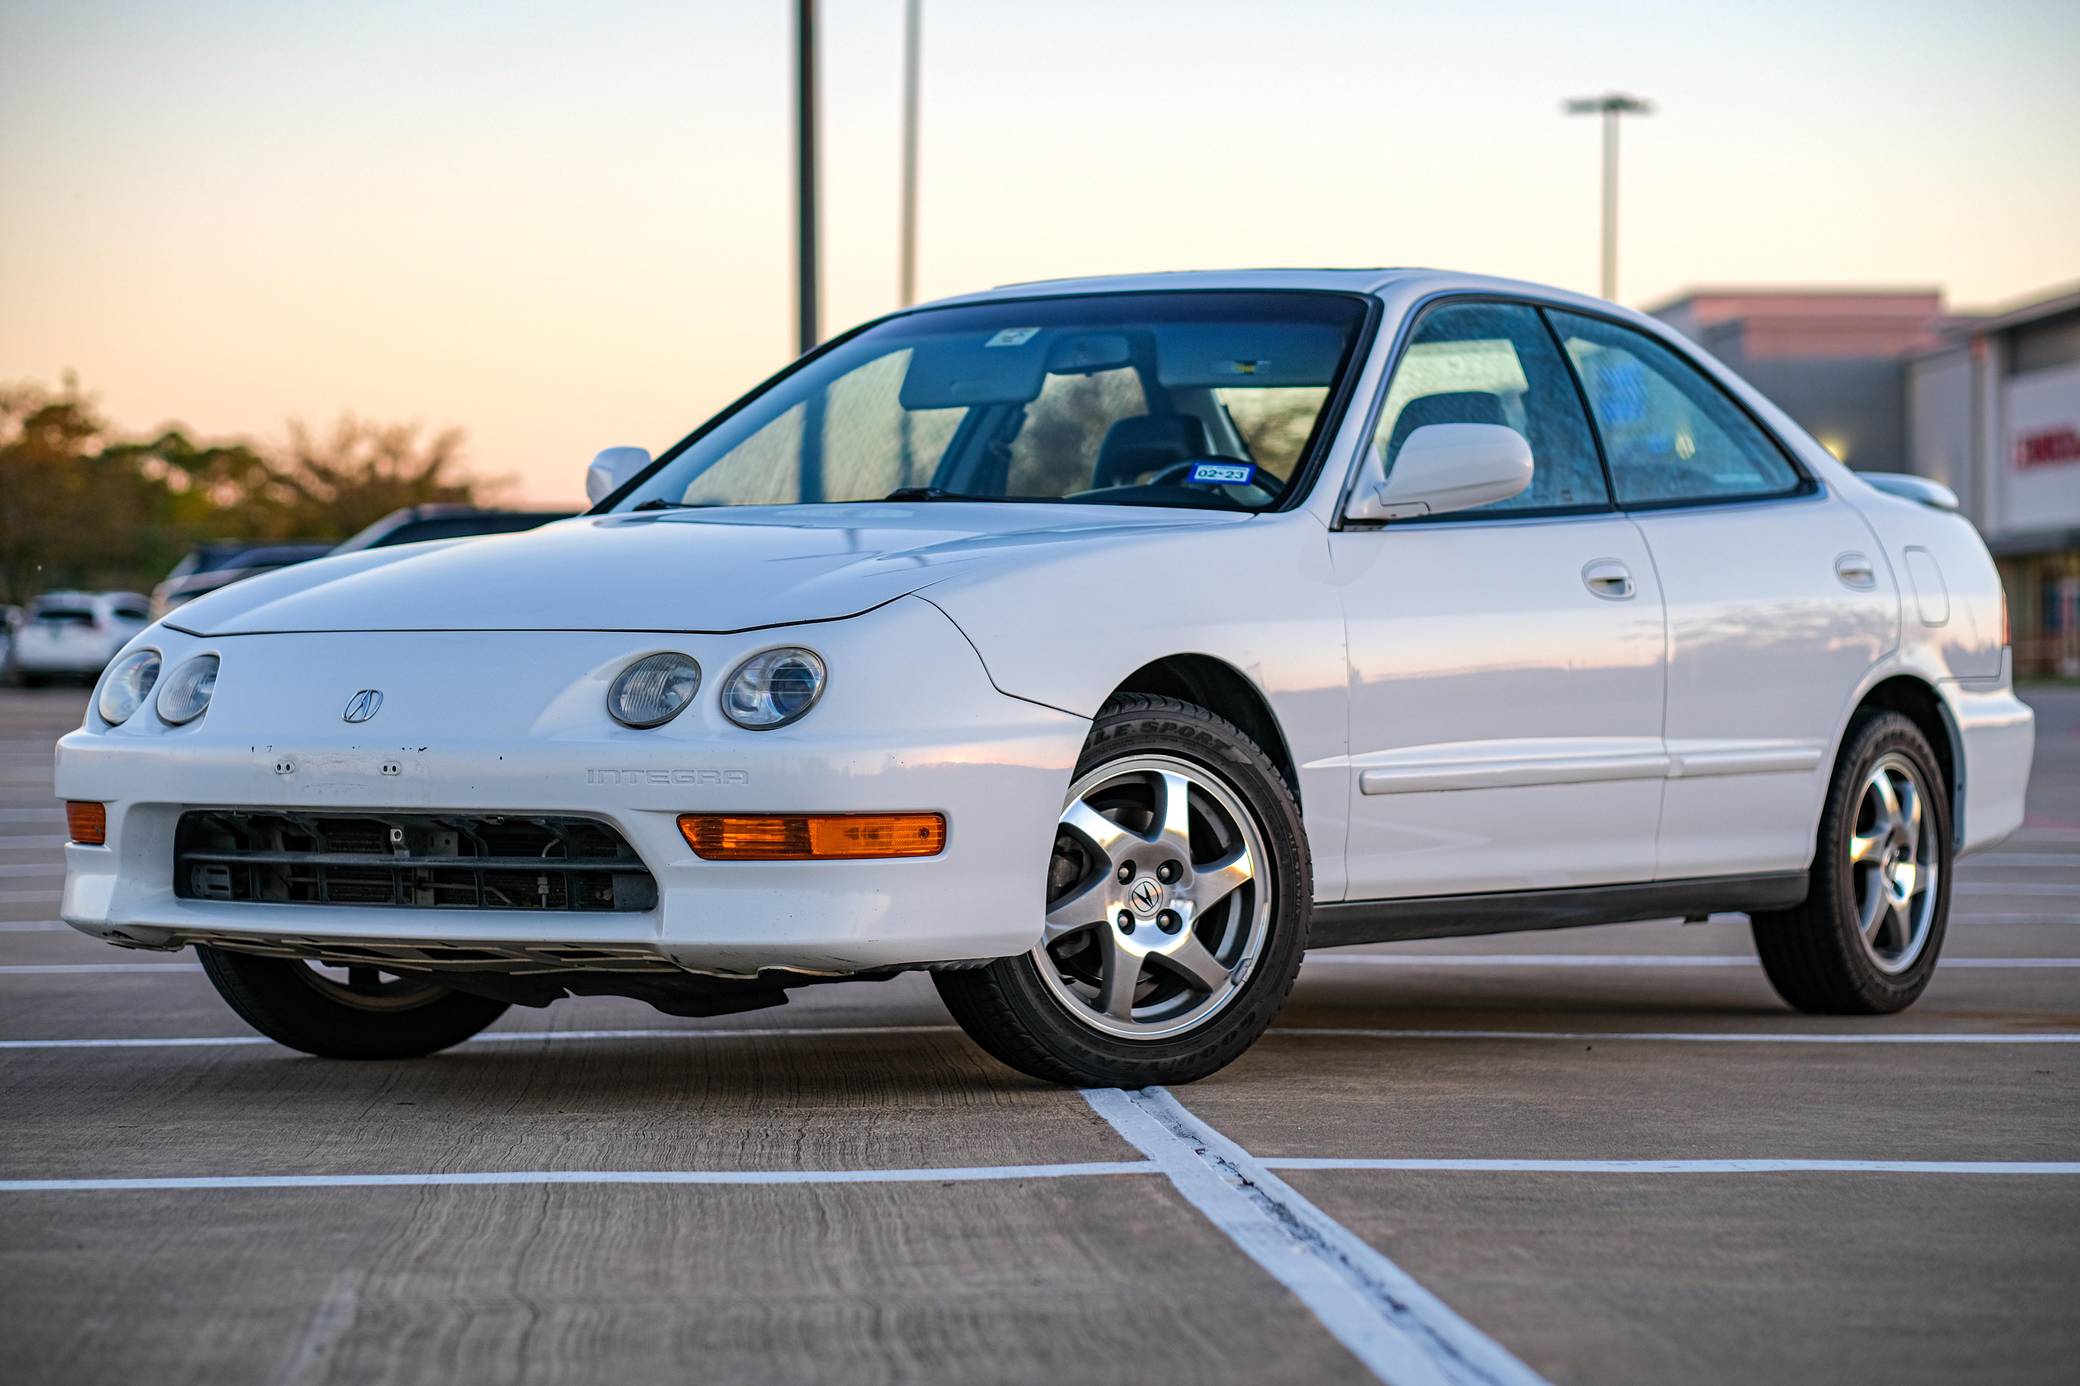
66, 802, 107, 846
679, 812, 946, 861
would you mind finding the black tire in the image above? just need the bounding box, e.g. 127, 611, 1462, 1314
1751, 710, 1952, 1014
935, 693, 1311, 1087
197, 946, 509, 1058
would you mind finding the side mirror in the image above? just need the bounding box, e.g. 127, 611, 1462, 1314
1344, 423, 1533, 522
586, 446, 652, 505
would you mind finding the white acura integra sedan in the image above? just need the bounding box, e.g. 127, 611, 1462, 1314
57, 270, 2035, 1086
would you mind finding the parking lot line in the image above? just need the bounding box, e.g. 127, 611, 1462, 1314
1258, 1158, 2080, 1175
0, 963, 204, 974
6, 1023, 2078, 1053
1309, 954, 2080, 969
1088, 1086, 1548, 1386
1275, 1027, 2080, 1044
0, 1161, 1160, 1194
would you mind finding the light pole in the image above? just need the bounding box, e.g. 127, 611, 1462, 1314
794, 0, 821, 355
898, 0, 922, 307
1562, 92, 1652, 302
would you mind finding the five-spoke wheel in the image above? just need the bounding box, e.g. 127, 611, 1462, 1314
1036, 755, 1269, 1040
935, 693, 1311, 1087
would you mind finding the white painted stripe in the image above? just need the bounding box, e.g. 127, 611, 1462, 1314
1258, 1158, 2080, 1175
1275, 1027, 2080, 1045
0, 963, 203, 974
0, 890, 59, 903
1951, 913, 2080, 925
1954, 882, 2080, 897
0, 1160, 1159, 1194
0, 863, 63, 878
0, 920, 67, 932
0, 1024, 963, 1051
0, 837, 66, 850
1310, 953, 2080, 969
1086, 1086, 1546, 1386
7, 1021, 2078, 1054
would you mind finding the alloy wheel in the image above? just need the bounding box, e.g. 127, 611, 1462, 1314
1031, 754, 1272, 1040
1848, 751, 1940, 974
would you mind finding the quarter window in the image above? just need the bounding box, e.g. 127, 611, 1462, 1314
1372, 302, 1609, 515
1547, 309, 1802, 506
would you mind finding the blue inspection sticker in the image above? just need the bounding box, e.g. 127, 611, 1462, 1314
1189, 462, 1257, 486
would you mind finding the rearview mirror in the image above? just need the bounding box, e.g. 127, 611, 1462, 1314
586, 447, 651, 505
1344, 423, 1532, 522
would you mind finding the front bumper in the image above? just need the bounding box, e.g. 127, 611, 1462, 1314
56, 597, 1089, 975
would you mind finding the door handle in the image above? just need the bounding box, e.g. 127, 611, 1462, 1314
1582, 559, 1634, 601
1835, 553, 1877, 590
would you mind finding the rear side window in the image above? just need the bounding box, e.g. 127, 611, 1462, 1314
1372, 302, 1609, 515
1547, 310, 1802, 506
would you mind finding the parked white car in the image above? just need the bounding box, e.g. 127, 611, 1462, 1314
56, 270, 2035, 1085
11, 591, 151, 684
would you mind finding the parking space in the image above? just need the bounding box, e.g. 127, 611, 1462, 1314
2, 686, 2076, 1384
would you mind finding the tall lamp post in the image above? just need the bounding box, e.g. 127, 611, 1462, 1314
1562, 92, 1653, 302
898, 0, 922, 307
794, 0, 821, 355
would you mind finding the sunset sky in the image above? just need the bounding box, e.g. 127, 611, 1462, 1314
3, 0, 2076, 504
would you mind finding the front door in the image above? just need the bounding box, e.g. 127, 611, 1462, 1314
1333, 301, 1668, 900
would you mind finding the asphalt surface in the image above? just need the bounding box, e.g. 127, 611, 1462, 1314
2, 685, 2075, 1385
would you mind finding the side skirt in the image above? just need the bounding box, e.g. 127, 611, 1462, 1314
1308, 872, 1810, 948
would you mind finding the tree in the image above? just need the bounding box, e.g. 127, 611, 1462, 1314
0, 376, 502, 604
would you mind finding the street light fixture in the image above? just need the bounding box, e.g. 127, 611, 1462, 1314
1562, 92, 1653, 302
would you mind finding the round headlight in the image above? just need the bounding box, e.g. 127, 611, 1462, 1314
97, 649, 161, 726
722, 647, 826, 729
155, 654, 219, 725
608, 652, 701, 729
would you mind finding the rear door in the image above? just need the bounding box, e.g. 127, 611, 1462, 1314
1546, 309, 1897, 880
1333, 300, 1668, 899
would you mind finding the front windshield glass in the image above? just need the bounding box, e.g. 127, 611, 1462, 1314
615, 291, 1370, 513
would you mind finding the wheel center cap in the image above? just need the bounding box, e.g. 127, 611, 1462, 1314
1128, 877, 1166, 917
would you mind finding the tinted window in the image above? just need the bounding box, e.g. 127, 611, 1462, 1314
1548, 310, 1801, 505
1372, 302, 1609, 515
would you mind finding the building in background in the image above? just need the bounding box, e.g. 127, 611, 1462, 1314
1907, 286, 2080, 678
1652, 283, 2080, 678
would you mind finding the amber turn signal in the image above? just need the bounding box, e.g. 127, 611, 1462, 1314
66, 801, 107, 845
679, 812, 946, 861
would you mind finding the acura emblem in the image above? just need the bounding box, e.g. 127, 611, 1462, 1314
1130, 878, 1164, 915
342, 689, 384, 724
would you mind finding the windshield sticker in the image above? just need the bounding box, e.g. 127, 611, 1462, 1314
1190, 462, 1257, 486
1215, 359, 1268, 375
984, 327, 1041, 348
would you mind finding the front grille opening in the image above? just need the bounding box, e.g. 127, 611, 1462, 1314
174, 811, 658, 913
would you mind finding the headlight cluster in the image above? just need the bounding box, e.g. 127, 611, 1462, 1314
605, 646, 826, 730
96, 649, 219, 727
97, 650, 161, 725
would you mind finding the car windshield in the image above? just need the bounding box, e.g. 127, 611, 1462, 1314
612, 291, 1370, 513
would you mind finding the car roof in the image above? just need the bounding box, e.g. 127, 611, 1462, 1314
914, 267, 1628, 319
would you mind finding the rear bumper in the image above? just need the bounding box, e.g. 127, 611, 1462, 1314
1947, 659, 2035, 855
55, 598, 1090, 975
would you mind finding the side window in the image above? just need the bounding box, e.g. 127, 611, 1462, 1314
1372, 302, 1609, 515
1547, 310, 1802, 506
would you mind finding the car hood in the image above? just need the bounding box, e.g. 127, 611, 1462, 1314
169, 505, 1249, 636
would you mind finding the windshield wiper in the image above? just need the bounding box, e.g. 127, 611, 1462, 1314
630, 498, 707, 510
882, 486, 988, 502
